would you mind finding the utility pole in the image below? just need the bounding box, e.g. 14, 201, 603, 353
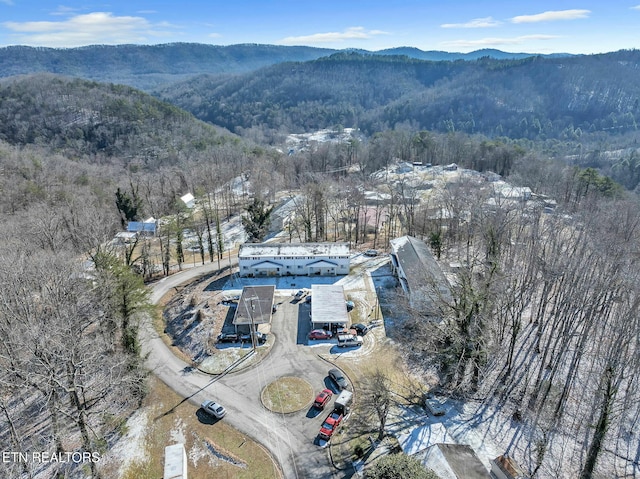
244, 296, 259, 351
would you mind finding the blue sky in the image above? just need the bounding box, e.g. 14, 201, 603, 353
0, 1, 639, 54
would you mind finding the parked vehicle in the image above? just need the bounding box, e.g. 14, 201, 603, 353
294, 289, 305, 299
318, 410, 344, 440
352, 323, 370, 335
313, 388, 333, 409
328, 368, 349, 390
337, 334, 363, 348
345, 300, 355, 312
334, 390, 353, 413
305, 295, 312, 303
425, 397, 446, 416
336, 327, 357, 336
364, 249, 379, 257
240, 331, 268, 343
217, 332, 239, 343
309, 329, 332, 340
201, 400, 226, 419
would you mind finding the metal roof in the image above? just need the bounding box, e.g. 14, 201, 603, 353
233, 285, 275, 325
390, 235, 453, 308
239, 242, 349, 257
310, 284, 349, 325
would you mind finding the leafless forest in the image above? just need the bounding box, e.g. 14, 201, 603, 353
0, 73, 639, 478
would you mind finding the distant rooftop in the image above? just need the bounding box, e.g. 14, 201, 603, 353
239, 242, 349, 257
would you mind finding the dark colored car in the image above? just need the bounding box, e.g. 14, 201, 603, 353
329, 368, 349, 390
240, 331, 267, 343
364, 249, 378, 257
217, 332, 239, 343
313, 388, 333, 409
309, 329, 332, 340
352, 323, 370, 335
345, 300, 355, 312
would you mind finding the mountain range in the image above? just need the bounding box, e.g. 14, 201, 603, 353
0, 43, 567, 91
1, 42, 639, 148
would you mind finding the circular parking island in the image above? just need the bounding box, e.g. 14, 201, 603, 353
261, 376, 314, 414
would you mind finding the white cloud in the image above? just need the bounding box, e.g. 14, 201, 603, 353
0, 0, 14, 5
278, 27, 389, 45
441, 17, 502, 29
632, 5, 640, 10
2, 11, 177, 47
442, 34, 559, 49
511, 9, 590, 23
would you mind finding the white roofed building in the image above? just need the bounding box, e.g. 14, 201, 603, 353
310, 284, 349, 328
180, 193, 195, 209
238, 242, 350, 277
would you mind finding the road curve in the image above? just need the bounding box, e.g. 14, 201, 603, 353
141, 259, 343, 479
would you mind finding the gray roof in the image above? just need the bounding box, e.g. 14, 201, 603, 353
390, 235, 452, 309
423, 443, 491, 479
233, 285, 275, 326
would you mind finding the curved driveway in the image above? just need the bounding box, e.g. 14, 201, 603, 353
141, 260, 345, 479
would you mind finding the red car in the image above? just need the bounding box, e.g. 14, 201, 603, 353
318, 411, 344, 440
308, 329, 332, 340
313, 389, 333, 409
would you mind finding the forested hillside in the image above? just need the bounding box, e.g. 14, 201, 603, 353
157, 50, 640, 142
0, 47, 639, 478
0, 73, 240, 169
0, 43, 336, 90
0, 43, 552, 91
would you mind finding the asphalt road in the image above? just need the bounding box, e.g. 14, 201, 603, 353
141, 259, 349, 479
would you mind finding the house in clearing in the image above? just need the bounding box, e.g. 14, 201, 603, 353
238, 242, 350, 277
389, 235, 452, 316
180, 193, 196, 209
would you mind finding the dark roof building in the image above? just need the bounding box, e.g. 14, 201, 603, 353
233, 285, 275, 330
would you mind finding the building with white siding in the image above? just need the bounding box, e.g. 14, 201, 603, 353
238, 242, 350, 277
389, 235, 452, 316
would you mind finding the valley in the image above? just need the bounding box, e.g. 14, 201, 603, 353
0, 42, 639, 479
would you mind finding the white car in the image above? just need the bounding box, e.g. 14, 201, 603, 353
201, 400, 226, 419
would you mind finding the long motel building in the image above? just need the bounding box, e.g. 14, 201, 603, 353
238, 242, 350, 277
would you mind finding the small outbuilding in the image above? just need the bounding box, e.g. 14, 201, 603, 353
421, 443, 491, 479
163, 443, 187, 479
491, 454, 528, 479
